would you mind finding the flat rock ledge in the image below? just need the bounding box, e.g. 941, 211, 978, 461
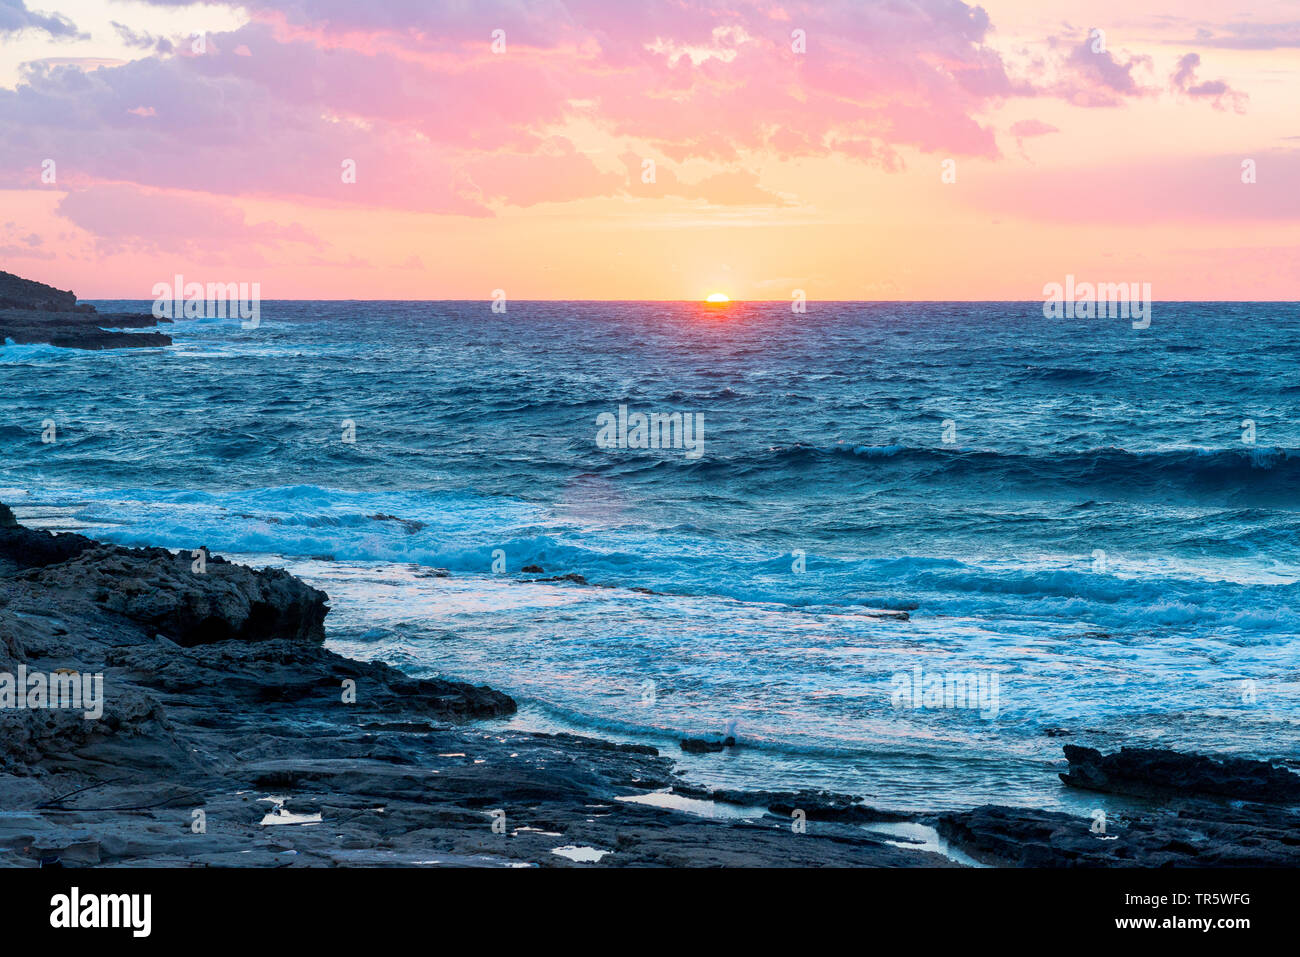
936, 746, 1300, 867
1059, 744, 1300, 803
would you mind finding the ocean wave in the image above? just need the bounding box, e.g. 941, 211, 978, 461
18, 484, 1294, 642
1017, 365, 1106, 382
506, 696, 1024, 766
672, 443, 1300, 498
0, 340, 72, 362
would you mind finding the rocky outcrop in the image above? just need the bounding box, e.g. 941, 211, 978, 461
930, 745, 1300, 867
1059, 744, 1300, 803
0, 515, 515, 779
31, 542, 329, 647
0, 270, 78, 312
1, 527, 332, 651
0, 524, 97, 572
0, 307, 171, 350
0, 270, 171, 350
936, 801, 1300, 867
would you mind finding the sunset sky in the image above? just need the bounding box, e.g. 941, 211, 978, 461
1, 0, 1298, 300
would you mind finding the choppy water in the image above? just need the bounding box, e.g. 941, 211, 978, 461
4, 301, 1298, 813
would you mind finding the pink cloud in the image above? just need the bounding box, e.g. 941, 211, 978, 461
468, 137, 623, 206
1171, 52, 1247, 113
1009, 119, 1058, 138
619, 152, 788, 205
54, 184, 323, 254
0, 0, 1022, 215
962, 151, 1300, 225
1188, 22, 1300, 50
1050, 30, 1156, 107
0, 220, 54, 259
0, 0, 1263, 264
1009, 118, 1058, 154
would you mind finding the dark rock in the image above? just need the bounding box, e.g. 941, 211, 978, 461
0, 271, 170, 350
1043, 727, 1072, 737
937, 805, 1113, 867
0, 503, 15, 528
680, 736, 736, 754
0, 306, 172, 350
535, 732, 659, 757
539, 572, 588, 585
0, 520, 329, 648
937, 801, 1300, 867
1060, 745, 1300, 803
865, 608, 910, 621
0, 270, 80, 312
674, 785, 912, 823
0, 525, 97, 572
20, 540, 329, 647
368, 513, 426, 534
521, 565, 544, 573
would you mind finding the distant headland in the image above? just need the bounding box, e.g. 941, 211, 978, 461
0, 269, 171, 350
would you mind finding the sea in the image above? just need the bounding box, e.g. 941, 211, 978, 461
4, 300, 1298, 814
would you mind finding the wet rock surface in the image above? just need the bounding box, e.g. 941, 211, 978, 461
936, 800, 1300, 867
680, 736, 736, 753
936, 746, 1300, 866
0, 307, 172, 350
1059, 744, 1300, 803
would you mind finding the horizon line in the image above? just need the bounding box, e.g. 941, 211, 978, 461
78, 297, 1300, 304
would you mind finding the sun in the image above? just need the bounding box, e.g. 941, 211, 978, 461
705, 293, 730, 303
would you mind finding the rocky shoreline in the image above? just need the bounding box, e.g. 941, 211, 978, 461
0, 271, 169, 350
1, 507, 1296, 867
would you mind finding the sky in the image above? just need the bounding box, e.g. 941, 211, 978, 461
0, 0, 1298, 300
